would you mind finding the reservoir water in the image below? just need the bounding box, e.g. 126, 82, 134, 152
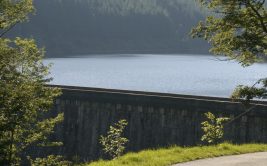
44, 54, 267, 97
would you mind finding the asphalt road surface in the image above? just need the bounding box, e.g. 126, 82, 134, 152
174, 152, 267, 166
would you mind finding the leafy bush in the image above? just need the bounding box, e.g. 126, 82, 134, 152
28, 155, 72, 166
201, 112, 230, 145
99, 119, 129, 159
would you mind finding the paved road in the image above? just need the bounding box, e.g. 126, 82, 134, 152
174, 152, 267, 166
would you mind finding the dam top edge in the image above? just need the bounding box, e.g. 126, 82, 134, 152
47, 84, 267, 106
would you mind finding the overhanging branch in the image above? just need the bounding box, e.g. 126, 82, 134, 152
0, 22, 18, 38
247, 0, 267, 34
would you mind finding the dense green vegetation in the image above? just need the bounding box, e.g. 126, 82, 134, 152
192, 0, 267, 100
9, 0, 210, 57
87, 143, 267, 166
0, 0, 64, 165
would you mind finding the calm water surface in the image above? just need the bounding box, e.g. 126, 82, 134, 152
44, 54, 267, 97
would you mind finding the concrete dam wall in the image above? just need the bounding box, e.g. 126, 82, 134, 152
48, 85, 267, 161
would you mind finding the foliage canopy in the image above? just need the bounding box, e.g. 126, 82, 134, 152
0, 0, 34, 33
192, 0, 267, 100
0, 0, 63, 165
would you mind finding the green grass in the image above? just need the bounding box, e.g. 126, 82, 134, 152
87, 143, 267, 166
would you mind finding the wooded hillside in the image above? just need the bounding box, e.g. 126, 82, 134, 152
9, 0, 210, 57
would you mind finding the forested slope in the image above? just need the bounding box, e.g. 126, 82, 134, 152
9, 0, 210, 57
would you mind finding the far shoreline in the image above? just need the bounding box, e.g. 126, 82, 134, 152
44, 53, 213, 59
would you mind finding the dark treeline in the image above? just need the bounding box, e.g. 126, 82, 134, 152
8, 0, 210, 57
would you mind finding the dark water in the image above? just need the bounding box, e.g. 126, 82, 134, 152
44, 54, 267, 97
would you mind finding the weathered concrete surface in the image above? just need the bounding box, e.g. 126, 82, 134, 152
45, 85, 267, 161
174, 152, 267, 166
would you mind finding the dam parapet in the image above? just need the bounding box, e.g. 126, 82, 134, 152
47, 85, 267, 161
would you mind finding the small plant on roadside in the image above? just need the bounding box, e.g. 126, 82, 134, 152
99, 119, 129, 159
201, 112, 230, 145
28, 155, 72, 166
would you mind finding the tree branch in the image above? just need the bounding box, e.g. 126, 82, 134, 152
247, 0, 267, 34
0, 22, 18, 38
225, 105, 256, 126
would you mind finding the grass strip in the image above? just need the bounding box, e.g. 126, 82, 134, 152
87, 143, 267, 166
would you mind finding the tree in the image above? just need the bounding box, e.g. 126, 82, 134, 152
0, 0, 63, 165
191, 0, 267, 100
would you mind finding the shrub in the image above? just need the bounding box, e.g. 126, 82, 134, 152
28, 155, 72, 166
99, 119, 129, 159
201, 112, 230, 145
